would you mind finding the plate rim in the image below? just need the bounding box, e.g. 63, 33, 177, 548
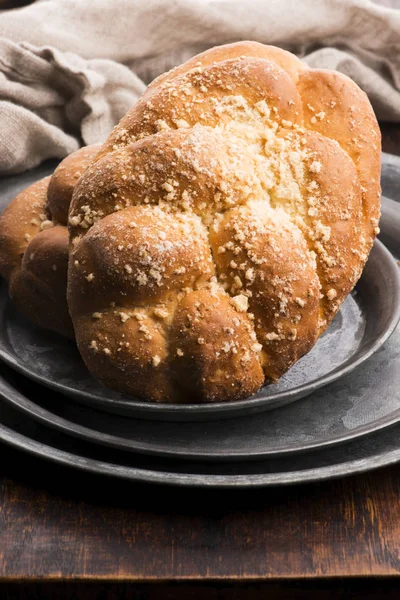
2, 359, 400, 462
0, 239, 399, 421
3, 403, 400, 488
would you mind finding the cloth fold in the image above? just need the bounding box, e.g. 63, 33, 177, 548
0, 0, 399, 174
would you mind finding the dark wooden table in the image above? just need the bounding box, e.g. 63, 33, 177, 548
0, 127, 399, 600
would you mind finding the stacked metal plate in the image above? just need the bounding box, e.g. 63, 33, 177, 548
0, 154, 399, 488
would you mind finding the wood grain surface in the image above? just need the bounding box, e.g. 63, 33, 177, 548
0, 123, 400, 600
2, 446, 400, 582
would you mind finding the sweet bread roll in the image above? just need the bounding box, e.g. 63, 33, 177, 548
0, 144, 100, 336
68, 42, 381, 403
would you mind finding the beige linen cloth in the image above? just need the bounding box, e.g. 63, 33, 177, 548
0, 0, 399, 174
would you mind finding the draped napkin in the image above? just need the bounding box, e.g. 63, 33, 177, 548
0, 0, 399, 174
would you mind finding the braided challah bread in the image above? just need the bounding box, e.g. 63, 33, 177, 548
68, 42, 381, 403
0, 144, 100, 337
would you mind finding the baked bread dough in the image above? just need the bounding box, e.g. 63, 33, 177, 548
68, 42, 381, 403
0, 145, 99, 336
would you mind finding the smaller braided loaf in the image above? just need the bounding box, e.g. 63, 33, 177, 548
0, 145, 99, 336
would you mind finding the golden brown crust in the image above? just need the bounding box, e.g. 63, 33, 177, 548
0, 145, 100, 337
295, 130, 364, 326
145, 41, 307, 92
93, 55, 304, 164
169, 289, 264, 402
47, 144, 100, 225
11, 226, 73, 337
297, 69, 381, 247
68, 43, 381, 403
70, 126, 283, 238
73, 309, 176, 402
0, 177, 50, 281
68, 205, 215, 315
209, 201, 321, 381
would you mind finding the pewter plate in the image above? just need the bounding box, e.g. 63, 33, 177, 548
0, 166, 399, 421
3, 362, 400, 487
2, 304, 400, 462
